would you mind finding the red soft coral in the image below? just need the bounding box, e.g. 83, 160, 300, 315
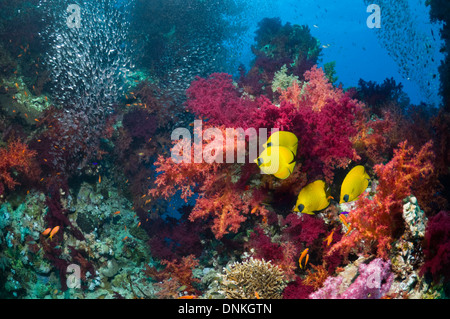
150, 125, 269, 239
420, 210, 450, 283
147, 255, 200, 298
246, 227, 298, 280
185, 73, 260, 129
274, 66, 362, 181
329, 140, 435, 259
0, 140, 38, 194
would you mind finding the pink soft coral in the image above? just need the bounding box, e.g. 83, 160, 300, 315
329, 140, 435, 259
302, 65, 342, 111
310, 258, 394, 299
274, 66, 363, 181
185, 73, 261, 129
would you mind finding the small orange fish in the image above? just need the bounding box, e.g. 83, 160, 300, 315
24, 113, 28, 118
34, 118, 39, 122
98, 175, 101, 183
178, 295, 197, 299
323, 230, 335, 246
344, 225, 352, 237
262, 215, 268, 225
15, 83, 19, 89
250, 206, 258, 214
255, 291, 261, 299
299, 248, 309, 269
45, 96, 48, 101
123, 236, 128, 241
24, 91, 28, 97
42, 228, 52, 236
49, 226, 60, 240
114, 211, 120, 215
339, 214, 349, 228
137, 222, 141, 227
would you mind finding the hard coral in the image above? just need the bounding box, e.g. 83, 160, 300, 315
221, 258, 287, 299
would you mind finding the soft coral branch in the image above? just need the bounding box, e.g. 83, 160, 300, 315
0, 139, 38, 194
150, 126, 269, 239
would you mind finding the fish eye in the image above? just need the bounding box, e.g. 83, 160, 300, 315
266, 142, 272, 147
343, 194, 349, 202
257, 158, 264, 165
297, 204, 304, 212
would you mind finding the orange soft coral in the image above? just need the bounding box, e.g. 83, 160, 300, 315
329, 140, 435, 259
149, 125, 269, 239
0, 140, 38, 194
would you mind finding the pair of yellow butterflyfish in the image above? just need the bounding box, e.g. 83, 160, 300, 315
255, 131, 298, 180
294, 165, 370, 215
254, 131, 370, 215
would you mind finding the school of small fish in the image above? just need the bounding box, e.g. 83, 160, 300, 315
38, 0, 136, 110
363, 0, 443, 106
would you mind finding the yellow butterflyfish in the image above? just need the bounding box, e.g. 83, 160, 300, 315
339, 165, 370, 204
263, 131, 299, 156
255, 145, 296, 180
294, 180, 332, 215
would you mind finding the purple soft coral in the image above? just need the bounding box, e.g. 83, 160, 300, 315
310, 258, 394, 299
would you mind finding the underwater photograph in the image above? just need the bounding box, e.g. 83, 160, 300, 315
0, 0, 449, 305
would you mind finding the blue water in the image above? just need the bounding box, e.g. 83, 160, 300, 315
233, 0, 444, 106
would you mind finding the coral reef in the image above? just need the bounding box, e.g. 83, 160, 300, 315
0, 1, 448, 301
